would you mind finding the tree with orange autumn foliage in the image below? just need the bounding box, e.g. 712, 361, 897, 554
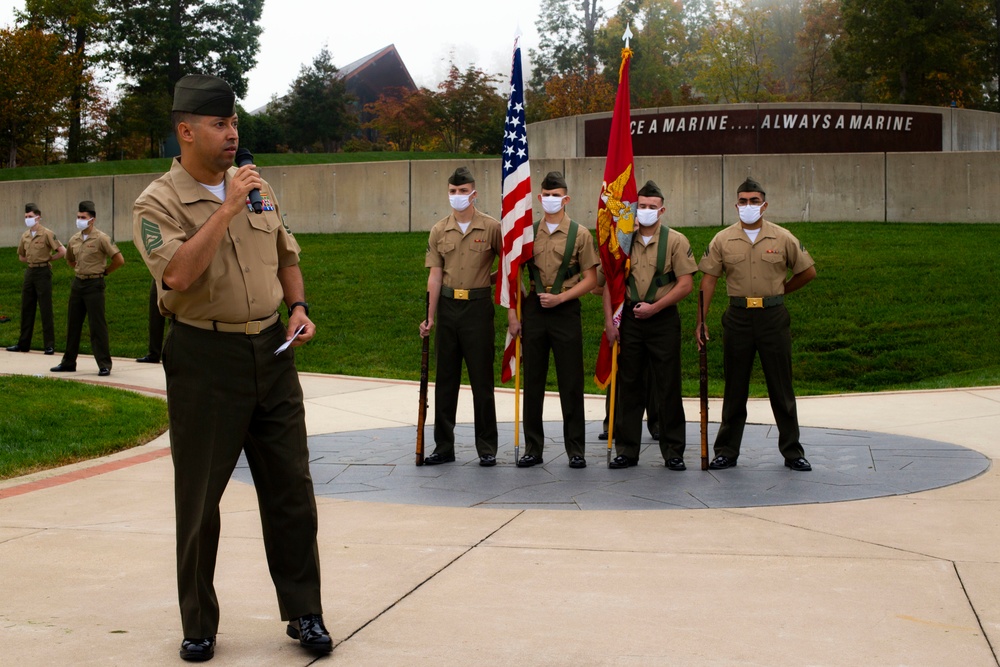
0, 27, 76, 167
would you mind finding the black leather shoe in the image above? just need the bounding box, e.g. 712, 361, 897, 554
479, 454, 496, 467
6, 344, 27, 352
179, 636, 215, 662
597, 430, 609, 440
44, 347, 54, 355
98, 368, 111, 377
709, 455, 737, 469
785, 457, 812, 472
423, 453, 455, 465
287, 613, 333, 653
50, 363, 76, 372
516, 454, 543, 468
650, 430, 660, 440
135, 354, 160, 363
666, 457, 686, 471
609, 455, 638, 469
568, 455, 587, 468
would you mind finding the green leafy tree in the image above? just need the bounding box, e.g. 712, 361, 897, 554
596, 0, 690, 108
237, 103, 286, 154
694, 0, 777, 103
102, 85, 172, 159
530, 0, 606, 92
0, 27, 76, 167
18, 0, 107, 163
105, 0, 264, 100
754, 0, 804, 98
273, 48, 357, 153
835, 0, 992, 107
429, 63, 505, 153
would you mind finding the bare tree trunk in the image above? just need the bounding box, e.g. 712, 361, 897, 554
67, 25, 88, 163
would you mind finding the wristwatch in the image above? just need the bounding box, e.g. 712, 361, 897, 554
288, 301, 309, 317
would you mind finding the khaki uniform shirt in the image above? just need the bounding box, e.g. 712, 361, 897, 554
628, 226, 698, 302
531, 216, 599, 292
18, 225, 60, 265
424, 209, 501, 289
66, 228, 119, 277
698, 219, 814, 297
132, 158, 300, 322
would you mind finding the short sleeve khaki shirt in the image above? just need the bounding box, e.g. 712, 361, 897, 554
698, 220, 814, 297
530, 216, 599, 292
132, 158, 300, 322
66, 228, 119, 277
424, 209, 502, 289
629, 226, 698, 302
18, 225, 60, 264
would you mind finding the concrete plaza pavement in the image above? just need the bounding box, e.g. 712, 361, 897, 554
1, 350, 1000, 666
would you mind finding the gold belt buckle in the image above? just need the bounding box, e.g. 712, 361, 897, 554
245, 320, 262, 335
746, 297, 764, 309
544, 286, 552, 293
453, 288, 469, 300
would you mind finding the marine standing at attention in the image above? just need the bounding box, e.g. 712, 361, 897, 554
696, 177, 816, 472
7, 202, 65, 355
419, 166, 503, 467
50, 200, 123, 376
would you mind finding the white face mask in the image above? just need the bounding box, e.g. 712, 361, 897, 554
76, 218, 91, 231
449, 191, 475, 212
636, 208, 659, 227
738, 204, 763, 224
25, 216, 37, 228
541, 196, 565, 214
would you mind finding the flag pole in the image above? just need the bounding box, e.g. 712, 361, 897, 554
513, 292, 522, 463
606, 340, 619, 466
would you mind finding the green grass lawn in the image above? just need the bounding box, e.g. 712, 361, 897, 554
3, 223, 996, 397
0, 375, 168, 479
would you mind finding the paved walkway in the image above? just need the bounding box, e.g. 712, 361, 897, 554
2, 350, 1000, 666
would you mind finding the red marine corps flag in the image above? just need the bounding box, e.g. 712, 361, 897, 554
497, 32, 533, 384
594, 26, 637, 389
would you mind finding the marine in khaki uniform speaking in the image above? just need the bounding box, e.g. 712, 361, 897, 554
50, 201, 123, 376
508, 171, 598, 469
132, 74, 329, 662
7, 202, 65, 355
696, 177, 816, 472
419, 166, 503, 467
603, 180, 697, 470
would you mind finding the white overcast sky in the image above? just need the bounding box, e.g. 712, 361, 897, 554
1, 0, 547, 110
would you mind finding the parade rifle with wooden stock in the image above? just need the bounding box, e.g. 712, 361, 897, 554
698, 290, 709, 471
416, 292, 429, 466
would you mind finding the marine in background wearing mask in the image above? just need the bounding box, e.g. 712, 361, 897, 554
420, 166, 503, 466
51, 200, 124, 376
603, 180, 697, 470
6, 202, 65, 355
695, 177, 816, 472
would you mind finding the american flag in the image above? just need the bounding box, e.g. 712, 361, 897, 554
496, 35, 533, 384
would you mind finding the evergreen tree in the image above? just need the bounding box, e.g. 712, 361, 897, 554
273, 48, 356, 153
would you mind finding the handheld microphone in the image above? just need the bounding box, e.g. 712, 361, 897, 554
234, 147, 263, 214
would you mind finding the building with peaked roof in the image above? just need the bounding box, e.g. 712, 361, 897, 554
340, 44, 418, 141
251, 44, 418, 143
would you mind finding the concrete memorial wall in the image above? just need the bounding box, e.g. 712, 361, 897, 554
1, 104, 998, 246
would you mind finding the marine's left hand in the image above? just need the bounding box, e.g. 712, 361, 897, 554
287, 311, 315, 346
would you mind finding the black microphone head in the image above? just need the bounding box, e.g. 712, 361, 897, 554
235, 147, 254, 167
